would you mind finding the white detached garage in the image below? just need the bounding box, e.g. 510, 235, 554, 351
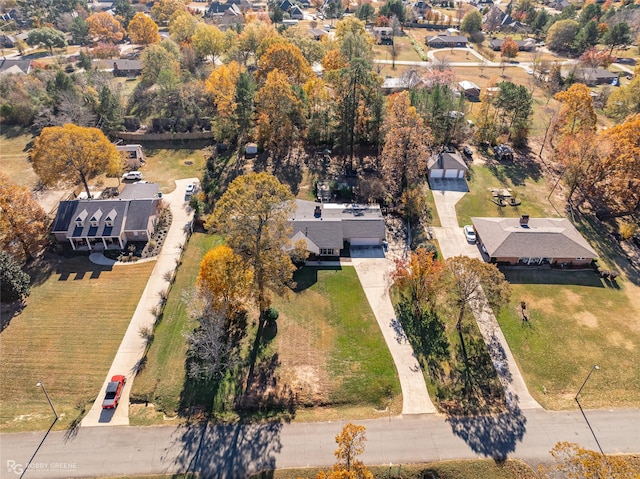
427, 149, 468, 180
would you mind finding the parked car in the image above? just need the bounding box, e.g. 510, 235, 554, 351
463, 146, 473, 158
463, 225, 477, 243
102, 375, 126, 409
122, 171, 143, 181
185, 183, 196, 196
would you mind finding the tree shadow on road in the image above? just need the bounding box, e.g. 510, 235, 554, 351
446, 391, 527, 461
166, 419, 284, 478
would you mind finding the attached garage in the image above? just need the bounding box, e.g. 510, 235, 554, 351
444, 169, 462, 178
350, 238, 381, 246
430, 169, 444, 178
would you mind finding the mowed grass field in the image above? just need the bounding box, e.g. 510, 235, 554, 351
137, 142, 208, 193
0, 257, 155, 432
0, 127, 38, 188
456, 165, 561, 227
274, 266, 401, 420
498, 270, 640, 410
131, 233, 400, 423
130, 232, 223, 418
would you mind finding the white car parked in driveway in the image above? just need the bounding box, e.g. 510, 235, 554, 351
185, 183, 196, 196
122, 171, 143, 181
463, 225, 477, 243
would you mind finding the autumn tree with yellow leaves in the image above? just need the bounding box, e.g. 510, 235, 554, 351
538, 442, 638, 479
0, 174, 49, 262
380, 91, 432, 198
197, 244, 253, 315
128, 12, 160, 46
257, 42, 313, 86
30, 124, 122, 199
316, 423, 373, 479
255, 69, 306, 157
205, 172, 296, 322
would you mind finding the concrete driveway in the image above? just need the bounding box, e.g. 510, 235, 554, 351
350, 248, 436, 415
430, 184, 541, 410
81, 179, 197, 427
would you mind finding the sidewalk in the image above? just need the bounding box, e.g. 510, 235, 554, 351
350, 250, 437, 415
81, 179, 198, 427
431, 187, 542, 410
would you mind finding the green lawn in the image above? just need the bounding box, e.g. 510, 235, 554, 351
274, 267, 400, 411
498, 270, 640, 410
138, 142, 209, 193
0, 126, 38, 188
132, 244, 401, 422
130, 232, 223, 417
0, 257, 155, 432
456, 164, 560, 227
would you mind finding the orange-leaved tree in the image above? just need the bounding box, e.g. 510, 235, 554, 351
257, 42, 313, 86
30, 124, 122, 198
0, 174, 49, 262
128, 12, 160, 46
255, 69, 306, 157
87, 12, 125, 44
316, 423, 373, 479
380, 91, 432, 198
538, 441, 638, 479
392, 247, 445, 317
197, 244, 253, 314
205, 172, 296, 323
554, 83, 597, 139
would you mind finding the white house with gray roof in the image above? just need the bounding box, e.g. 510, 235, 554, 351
290, 200, 386, 256
472, 216, 597, 266
52, 184, 161, 251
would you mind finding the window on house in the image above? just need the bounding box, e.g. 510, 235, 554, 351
320, 248, 333, 255
91, 221, 98, 227
576, 257, 586, 261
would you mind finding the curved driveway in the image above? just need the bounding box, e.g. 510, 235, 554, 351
81, 179, 197, 427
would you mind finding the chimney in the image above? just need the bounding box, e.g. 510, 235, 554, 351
519, 215, 529, 226
314, 205, 321, 218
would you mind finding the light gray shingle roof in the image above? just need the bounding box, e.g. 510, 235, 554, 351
427, 151, 468, 171
471, 217, 597, 259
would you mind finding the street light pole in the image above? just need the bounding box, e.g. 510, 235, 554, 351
574, 365, 604, 456
36, 381, 58, 420
575, 364, 599, 402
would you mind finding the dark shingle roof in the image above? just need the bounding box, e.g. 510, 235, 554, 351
291, 200, 385, 248
427, 151, 468, 171
472, 217, 597, 259
125, 199, 157, 231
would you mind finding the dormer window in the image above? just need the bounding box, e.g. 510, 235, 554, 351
90, 208, 102, 227
105, 208, 117, 227
75, 209, 88, 227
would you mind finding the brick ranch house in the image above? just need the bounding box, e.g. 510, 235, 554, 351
472, 216, 597, 266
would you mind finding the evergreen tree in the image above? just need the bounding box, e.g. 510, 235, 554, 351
0, 251, 31, 303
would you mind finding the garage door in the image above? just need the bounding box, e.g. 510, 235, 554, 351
350, 238, 381, 246
444, 169, 459, 178
430, 169, 444, 178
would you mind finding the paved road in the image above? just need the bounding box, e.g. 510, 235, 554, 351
2, 409, 638, 478
81, 179, 197, 427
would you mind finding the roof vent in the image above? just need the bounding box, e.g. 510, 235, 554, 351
314, 205, 321, 218
519, 215, 529, 226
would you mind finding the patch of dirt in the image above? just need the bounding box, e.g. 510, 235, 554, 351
574, 311, 598, 329
519, 293, 556, 315
562, 289, 582, 306
276, 318, 331, 406
607, 331, 635, 351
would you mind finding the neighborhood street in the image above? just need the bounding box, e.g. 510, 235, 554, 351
1, 409, 639, 478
